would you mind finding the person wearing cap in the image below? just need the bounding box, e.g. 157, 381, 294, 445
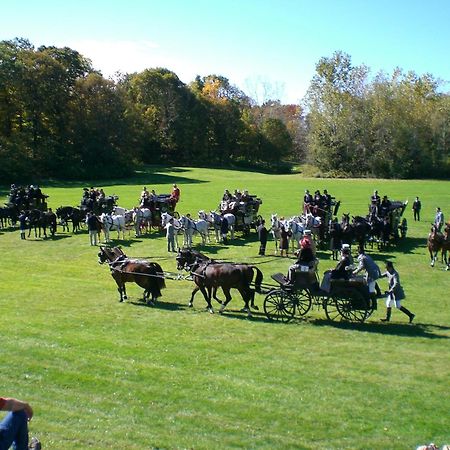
321, 246, 353, 292
352, 245, 382, 308
380, 261, 415, 323
257, 219, 268, 256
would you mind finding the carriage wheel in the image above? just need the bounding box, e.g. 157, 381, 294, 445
327, 291, 369, 322
289, 289, 312, 317
263, 290, 295, 323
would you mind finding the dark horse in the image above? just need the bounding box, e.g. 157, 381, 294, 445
56, 206, 84, 233
27, 209, 57, 238
176, 248, 263, 316
98, 246, 165, 304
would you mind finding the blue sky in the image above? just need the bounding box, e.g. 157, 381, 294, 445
2, 0, 450, 104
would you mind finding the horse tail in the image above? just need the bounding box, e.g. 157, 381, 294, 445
152, 262, 166, 291
252, 266, 263, 294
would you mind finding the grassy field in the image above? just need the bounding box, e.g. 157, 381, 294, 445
1, 166, 449, 449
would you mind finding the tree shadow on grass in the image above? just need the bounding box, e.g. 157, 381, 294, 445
6, 166, 208, 190
312, 318, 449, 339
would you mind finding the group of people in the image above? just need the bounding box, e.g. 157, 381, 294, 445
220, 189, 261, 214
369, 190, 396, 219
8, 184, 48, 210
140, 184, 180, 210
303, 189, 333, 214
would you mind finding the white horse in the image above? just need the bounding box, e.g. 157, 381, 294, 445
287, 217, 304, 251
204, 210, 236, 242
133, 207, 152, 236
113, 206, 133, 227
161, 212, 183, 249
180, 215, 209, 247
100, 213, 126, 242
301, 212, 322, 240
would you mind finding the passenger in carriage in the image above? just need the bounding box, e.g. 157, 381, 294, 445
322, 189, 332, 210
140, 186, 149, 200
370, 190, 381, 208
379, 195, 391, 218
320, 245, 353, 292
233, 189, 242, 202
286, 237, 318, 283
303, 189, 313, 213
302, 229, 316, 256
170, 184, 180, 204
98, 188, 105, 200
222, 189, 232, 201
241, 190, 250, 202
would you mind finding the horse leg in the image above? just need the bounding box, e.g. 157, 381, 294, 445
219, 288, 232, 314
189, 286, 200, 307
212, 287, 222, 304
238, 287, 252, 317
198, 285, 213, 313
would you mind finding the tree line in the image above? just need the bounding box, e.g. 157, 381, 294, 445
0, 39, 448, 183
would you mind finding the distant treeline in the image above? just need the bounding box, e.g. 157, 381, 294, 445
0, 39, 449, 182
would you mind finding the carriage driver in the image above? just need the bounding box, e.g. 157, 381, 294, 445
320, 245, 353, 293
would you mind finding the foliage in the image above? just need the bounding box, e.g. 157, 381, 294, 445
0, 41, 449, 182
305, 52, 450, 178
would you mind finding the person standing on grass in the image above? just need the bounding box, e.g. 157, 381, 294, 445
165, 218, 176, 252
412, 196, 421, 221
257, 219, 268, 256
86, 212, 98, 246
380, 261, 415, 323
0, 396, 41, 449
18, 211, 27, 240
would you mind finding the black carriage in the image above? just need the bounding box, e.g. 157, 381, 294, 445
80, 193, 118, 215
220, 194, 263, 236
263, 267, 375, 323
6, 185, 48, 213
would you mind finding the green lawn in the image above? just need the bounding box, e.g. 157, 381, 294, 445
1, 167, 449, 449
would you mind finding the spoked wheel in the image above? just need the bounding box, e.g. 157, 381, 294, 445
289, 289, 312, 318
326, 291, 370, 322
263, 290, 295, 323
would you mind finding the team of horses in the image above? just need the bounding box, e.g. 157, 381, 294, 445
98, 246, 264, 316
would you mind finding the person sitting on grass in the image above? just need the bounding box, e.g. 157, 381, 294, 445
0, 396, 41, 449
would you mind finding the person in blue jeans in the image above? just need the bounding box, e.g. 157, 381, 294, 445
0, 397, 40, 449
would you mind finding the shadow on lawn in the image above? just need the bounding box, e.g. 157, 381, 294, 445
313, 318, 449, 339
0, 166, 208, 194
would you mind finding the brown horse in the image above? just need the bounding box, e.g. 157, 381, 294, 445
176, 248, 263, 315
427, 225, 446, 267
98, 246, 165, 304
441, 224, 450, 270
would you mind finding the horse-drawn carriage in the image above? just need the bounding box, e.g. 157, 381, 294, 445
263, 267, 375, 323
147, 194, 180, 229
219, 193, 263, 236
7, 184, 48, 213
80, 193, 118, 215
